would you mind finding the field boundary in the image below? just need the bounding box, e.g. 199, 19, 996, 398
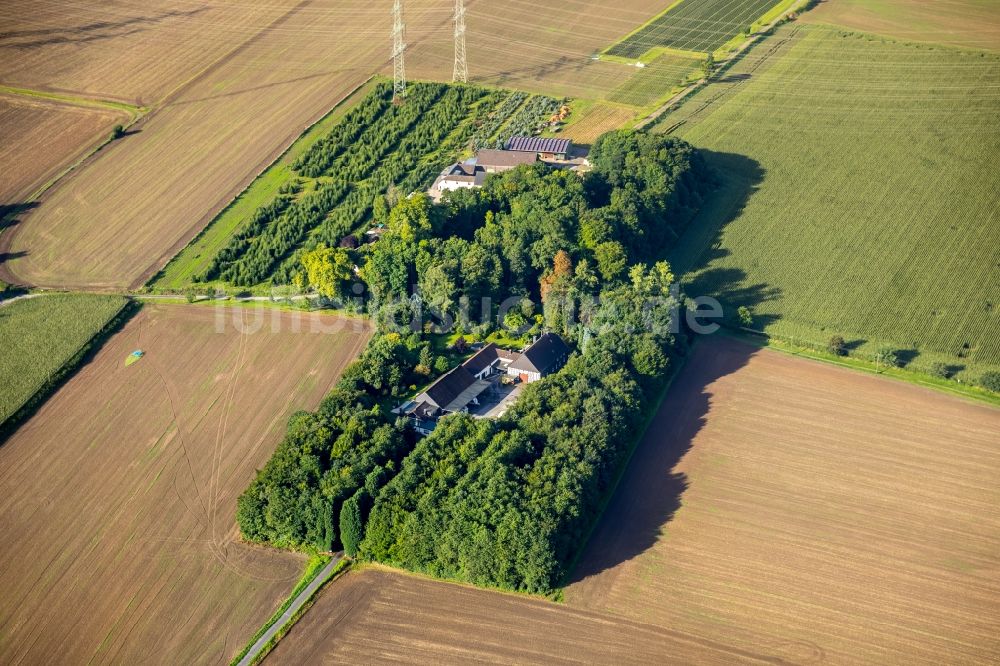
600, 0, 689, 60
723, 327, 1000, 408
147, 76, 378, 291
0, 86, 146, 117
560, 342, 691, 593
232, 556, 350, 666
634, 0, 813, 129
0, 297, 140, 443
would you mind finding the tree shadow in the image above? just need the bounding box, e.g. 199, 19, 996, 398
895, 348, 920, 368
0, 7, 208, 49
843, 338, 866, 352
567, 336, 759, 585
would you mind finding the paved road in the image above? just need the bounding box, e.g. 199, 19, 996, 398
236, 554, 344, 666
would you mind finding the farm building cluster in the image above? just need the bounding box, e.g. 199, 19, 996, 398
432, 136, 587, 196
394, 333, 570, 436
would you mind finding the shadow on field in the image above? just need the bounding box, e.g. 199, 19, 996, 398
667, 151, 781, 327
0, 7, 208, 50
567, 336, 758, 585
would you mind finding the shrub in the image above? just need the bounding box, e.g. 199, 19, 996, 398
827, 335, 846, 356
737, 305, 753, 328
110, 124, 125, 140
928, 361, 951, 379
873, 345, 898, 371
979, 371, 1000, 393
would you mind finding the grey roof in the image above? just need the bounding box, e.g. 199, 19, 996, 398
509, 333, 570, 375
418, 366, 477, 410
462, 343, 500, 374
505, 136, 572, 155
475, 149, 538, 169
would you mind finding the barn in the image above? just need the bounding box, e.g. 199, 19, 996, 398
504, 136, 573, 160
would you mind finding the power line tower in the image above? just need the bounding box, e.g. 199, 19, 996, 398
452, 0, 468, 83
392, 0, 407, 101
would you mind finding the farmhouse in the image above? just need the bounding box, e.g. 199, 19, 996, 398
507, 333, 570, 383
395, 335, 569, 435
505, 136, 573, 160
436, 160, 487, 193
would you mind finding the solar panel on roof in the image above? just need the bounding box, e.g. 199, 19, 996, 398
505, 136, 571, 154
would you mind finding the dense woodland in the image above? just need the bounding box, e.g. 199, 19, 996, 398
237, 116, 715, 592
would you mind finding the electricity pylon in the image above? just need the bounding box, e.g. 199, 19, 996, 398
392, 0, 407, 100
453, 0, 468, 83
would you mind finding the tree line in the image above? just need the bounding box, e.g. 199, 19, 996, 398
238, 127, 715, 594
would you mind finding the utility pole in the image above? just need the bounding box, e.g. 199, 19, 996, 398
392, 0, 407, 101
453, 0, 468, 83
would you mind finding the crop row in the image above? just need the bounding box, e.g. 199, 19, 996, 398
471, 91, 528, 149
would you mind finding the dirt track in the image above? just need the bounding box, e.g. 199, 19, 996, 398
565, 335, 1000, 663
0, 303, 370, 664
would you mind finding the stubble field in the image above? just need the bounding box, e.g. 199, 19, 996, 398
0, 94, 127, 202
267, 567, 791, 664
0, 303, 370, 664
804, 0, 1000, 52
565, 335, 1000, 663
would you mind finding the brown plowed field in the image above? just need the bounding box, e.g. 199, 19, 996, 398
268, 567, 797, 664
565, 335, 1000, 663
0, 94, 126, 202
0, 303, 370, 664
1, 0, 407, 289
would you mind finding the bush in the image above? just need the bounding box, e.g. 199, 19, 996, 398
928, 361, 951, 379
827, 335, 846, 356
873, 345, 898, 371
979, 371, 1000, 393
110, 124, 125, 140
737, 305, 753, 328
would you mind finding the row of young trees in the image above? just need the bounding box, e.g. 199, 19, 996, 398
471, 90, 528, 149
237, 127, 715, 594
208, 83, 487, 287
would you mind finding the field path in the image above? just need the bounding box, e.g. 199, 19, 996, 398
236, 554, 344, 666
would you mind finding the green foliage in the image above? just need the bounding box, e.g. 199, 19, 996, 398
873, 345, 899, 371
828, 335, 846, 357
979, 371, 1000, 393
339, 489, 367, 557
237, 122, 712, 594
928, 361, 950, 379
0, 294, 129, 427
110, 124, 124, 140
737, 305, 753, 327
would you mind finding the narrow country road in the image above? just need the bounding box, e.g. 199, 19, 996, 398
236, 554, 344, 666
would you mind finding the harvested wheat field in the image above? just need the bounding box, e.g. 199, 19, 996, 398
566, 335, 1000, 664
0, 94, 126, 202
404, 0, 689, 102
268, 567, 798, 664
0, 0, 451, 290
0, 0, 294, 105
804, 0, 1000, 52
0, 303, 370, 665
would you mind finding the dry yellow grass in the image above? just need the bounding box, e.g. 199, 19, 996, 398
565, 336, 1000, 663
